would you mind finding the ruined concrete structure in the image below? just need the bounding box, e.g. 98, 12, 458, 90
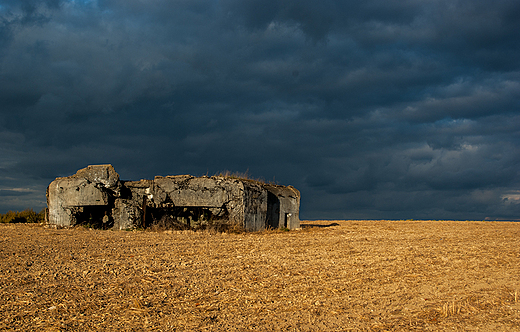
46, 165, 300, 231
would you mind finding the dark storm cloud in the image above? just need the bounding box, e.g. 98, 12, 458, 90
1, 0, 519, 220
0, 189, 33, 197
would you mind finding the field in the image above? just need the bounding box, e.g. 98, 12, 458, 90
1, 220, 519, 331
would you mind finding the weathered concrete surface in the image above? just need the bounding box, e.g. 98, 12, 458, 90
154, 176, 238, 208
47, 165, 300, 231
74, 164, 120, 193
118, 176, 269, 231
112, 198, 141, 231
265, 185, 300, 229
47, 165, 120, 227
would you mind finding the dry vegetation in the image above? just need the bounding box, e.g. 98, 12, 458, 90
1, 220, 519, 331
213, 170, 277, 185
0, 209, 45, 224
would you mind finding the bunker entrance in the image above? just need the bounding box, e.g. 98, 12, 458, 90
267, 191, 281, 229
143, 205, 229, 230
71, 205, 112, 229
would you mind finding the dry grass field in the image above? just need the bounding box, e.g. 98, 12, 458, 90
1, 220, 519, 331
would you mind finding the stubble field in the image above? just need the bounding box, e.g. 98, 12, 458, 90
0, 220, 519, 331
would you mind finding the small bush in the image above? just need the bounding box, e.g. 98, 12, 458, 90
214, 170, 277, 185
0, 209, 46, 224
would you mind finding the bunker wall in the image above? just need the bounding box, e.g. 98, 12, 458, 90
47, 165, 300, 231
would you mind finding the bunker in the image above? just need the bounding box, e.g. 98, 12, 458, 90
46, 165, 300, 231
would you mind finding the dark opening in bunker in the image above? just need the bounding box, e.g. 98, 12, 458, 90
71, 205, 112, 229
143, 205, 229, 230
267, 191, 281, 229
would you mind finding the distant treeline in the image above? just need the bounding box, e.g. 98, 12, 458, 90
0, 209, 46, 224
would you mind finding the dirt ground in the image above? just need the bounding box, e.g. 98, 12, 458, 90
0, 220, 519, 331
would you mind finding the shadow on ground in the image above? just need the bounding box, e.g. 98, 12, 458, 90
301, 223, 340, 228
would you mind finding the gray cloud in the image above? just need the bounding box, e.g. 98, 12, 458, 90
0, 0, 519, 220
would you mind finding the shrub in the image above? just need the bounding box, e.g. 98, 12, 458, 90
0, 209, 46, 223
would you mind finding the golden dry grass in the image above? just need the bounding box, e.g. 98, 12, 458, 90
1, 220, 519, 331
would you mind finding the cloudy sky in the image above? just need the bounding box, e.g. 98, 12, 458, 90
1, 0, 520, 220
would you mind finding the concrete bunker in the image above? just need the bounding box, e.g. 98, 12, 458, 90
265, 184, 300, 230
47, 165, 300, 231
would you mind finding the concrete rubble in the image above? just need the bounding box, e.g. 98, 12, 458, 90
46, 165, 300, 231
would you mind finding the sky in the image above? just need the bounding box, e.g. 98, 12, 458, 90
1, 0, 520, 220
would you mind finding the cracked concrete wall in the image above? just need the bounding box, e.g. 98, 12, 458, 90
154, 176, 241, 208
266, 185, 301, 230
120, 176, 267, 230
47, 165, 299, 231
112, 198, 142, 230
242, 181, 268, 231
47, 165, 120, 227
